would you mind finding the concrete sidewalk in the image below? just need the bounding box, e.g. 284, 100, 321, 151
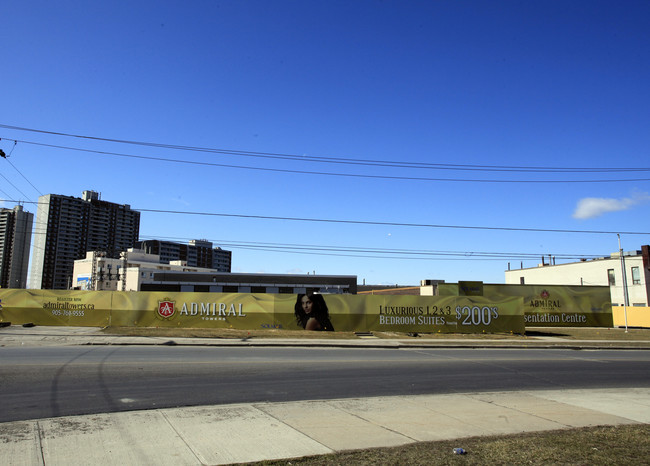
2, 389, 649, 465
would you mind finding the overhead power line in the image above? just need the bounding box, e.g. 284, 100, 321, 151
22, 228, 598, 261
0, 171, 32, 201
135, 208, 650, 235
138, 235, 602, 261
5, 199, 648, 235
1, 123, 649, 174
0, 141, 42, 197
5, 138, 650, 184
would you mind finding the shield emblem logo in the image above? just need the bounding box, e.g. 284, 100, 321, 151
157, 300, 175, 319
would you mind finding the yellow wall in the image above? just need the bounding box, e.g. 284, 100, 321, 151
612, 306, 650, 328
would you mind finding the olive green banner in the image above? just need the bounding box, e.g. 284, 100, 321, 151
438, 283, 613, 327
1, 289, 525, 333
0, 289, 111, 326
109, 291, 276, 329
369, 295, 524, 334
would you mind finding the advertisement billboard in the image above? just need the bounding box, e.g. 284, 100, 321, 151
0, 289, 111, 327
438, 283, 613, 327
0, 289, 526, 334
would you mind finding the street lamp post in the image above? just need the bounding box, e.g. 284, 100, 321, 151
617, 234, 629, 333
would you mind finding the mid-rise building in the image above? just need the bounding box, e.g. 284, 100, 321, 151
0, 205, 33, 288
136, 239, 231, 272
505, 245, 650, 306
29, 190, 140, 289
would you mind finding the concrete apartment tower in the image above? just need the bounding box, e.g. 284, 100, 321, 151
0, 205, 34, 288
29, 190, 140, 290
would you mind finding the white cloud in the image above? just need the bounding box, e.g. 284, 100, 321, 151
573, 193, 650, 219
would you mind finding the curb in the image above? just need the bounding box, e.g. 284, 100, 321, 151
76, 339, 650, 350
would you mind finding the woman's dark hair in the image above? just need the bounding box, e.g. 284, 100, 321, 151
294, 293, 335, 331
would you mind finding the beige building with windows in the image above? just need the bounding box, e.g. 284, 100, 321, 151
72, 248, 218, 291
73, 248, 356, 294
504, 245, 650, 306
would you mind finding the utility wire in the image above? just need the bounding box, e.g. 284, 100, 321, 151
23, 227, 593, 262
0, 142, 43, 197
5, 199, 648, 235
135, 207, 650, 235
5, 138, 650, 184
0, 171, 32, 201
138, 236, 600, 260
0, 187, 13, 200
218, 246, 520, 261
1, 124, 649, 173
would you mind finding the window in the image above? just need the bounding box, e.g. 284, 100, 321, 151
631, 266, 641, 285
607, 269, 616, 286
520, 277, 525, 285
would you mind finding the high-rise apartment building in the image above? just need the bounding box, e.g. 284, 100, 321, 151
136, 239, 232, 272
29, 190, 140, 289
0, 205, 33, 288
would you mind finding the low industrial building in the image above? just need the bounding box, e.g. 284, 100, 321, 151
141, 271, 356, 294
73, 248, 356, 294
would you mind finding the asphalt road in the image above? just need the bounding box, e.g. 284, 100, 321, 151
1, 346, 649, 423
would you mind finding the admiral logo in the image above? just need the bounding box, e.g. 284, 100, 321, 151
529, 289, 561, 309
157, 299, 176, 320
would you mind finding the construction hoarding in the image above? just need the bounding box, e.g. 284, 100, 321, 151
0, 289, 112, 327
438, 283, 613, 327
0, 289, 525, 334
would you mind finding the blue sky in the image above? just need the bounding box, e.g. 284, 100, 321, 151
1, 1, 649, 286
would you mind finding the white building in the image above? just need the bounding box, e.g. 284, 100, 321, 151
73, 248, 357, 294
505, 245, 650, 306
72, 248, 215, 291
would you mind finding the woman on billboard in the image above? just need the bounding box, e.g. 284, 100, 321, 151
294, 293, 335, 331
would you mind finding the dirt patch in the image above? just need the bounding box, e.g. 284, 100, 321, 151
100, 326, 650, 341
0, 422, 35, 444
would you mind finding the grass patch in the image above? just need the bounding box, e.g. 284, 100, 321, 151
246, 424, 650, 465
